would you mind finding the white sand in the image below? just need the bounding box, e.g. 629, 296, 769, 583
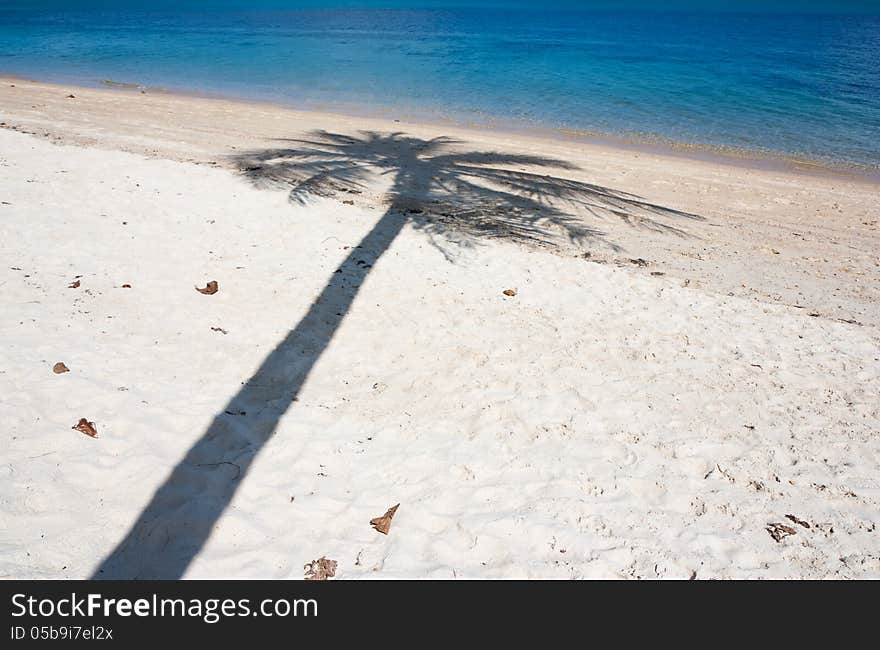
1, 80, 879, 579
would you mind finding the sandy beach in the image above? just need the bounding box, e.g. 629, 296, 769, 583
1, 76, 878, 579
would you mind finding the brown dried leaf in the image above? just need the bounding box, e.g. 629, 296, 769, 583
766, 522, 797, 542
304, 556, 337, 581
52, 362, 69, 374
68, 280, 80, 289
196, 280, 219, 295
785, 514, 811, 529
370, 503, 400, 535
121, 284, 131, 289
502, 289, 517, 297
72, 418, 98, 438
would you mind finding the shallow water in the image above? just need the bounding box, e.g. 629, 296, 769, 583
1, 5, 878, 166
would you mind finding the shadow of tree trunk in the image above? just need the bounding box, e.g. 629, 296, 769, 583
93, 207, 406, 578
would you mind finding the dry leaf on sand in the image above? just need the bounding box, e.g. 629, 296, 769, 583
72, 418, 98, 438
195, 280, 219, 295
53, 362, 69, 374
502, 289, 517, 297
68, 280, 80, 289
766, 522, 797, 542
370, 503, 400, 535
304, 557, 337, 580
785, 514, 811, 529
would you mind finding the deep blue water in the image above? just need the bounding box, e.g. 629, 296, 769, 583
1, 6, 879, 166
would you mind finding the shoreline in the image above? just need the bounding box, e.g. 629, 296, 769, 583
2, 70, 877, 330
3, 70, 878, 185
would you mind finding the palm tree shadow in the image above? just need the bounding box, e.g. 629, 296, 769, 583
92, 130, 703, 579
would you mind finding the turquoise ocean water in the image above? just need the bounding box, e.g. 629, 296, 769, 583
1, 2, 878, 167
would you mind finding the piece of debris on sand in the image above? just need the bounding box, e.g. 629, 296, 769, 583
304, 557, 337, 581
68, 279, 81, 289
370, 503, 400, 535
195, 280, 219, 295
785, 514, 811, 529
502, 289, 517, 297
766, 522, 797, 542
72, 418, 98, 438
52, 362, 69, 374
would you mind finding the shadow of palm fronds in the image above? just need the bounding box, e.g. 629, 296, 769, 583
237, 130, 703, 253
